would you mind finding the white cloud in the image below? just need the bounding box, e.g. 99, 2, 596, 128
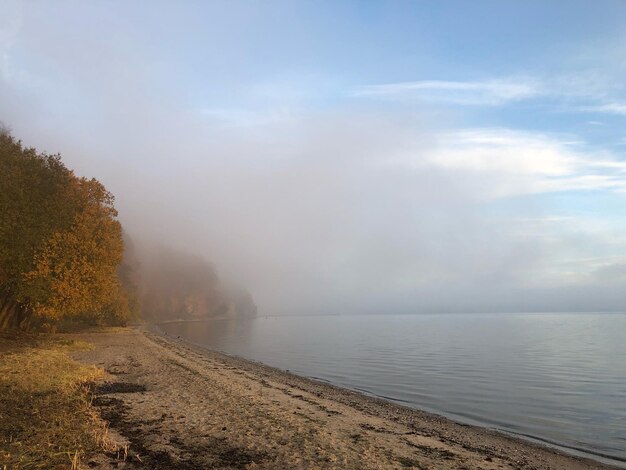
350, 78, 541, 105
582, 102, 626, 116
351, 75, 626, 117
392, 128, 626, 199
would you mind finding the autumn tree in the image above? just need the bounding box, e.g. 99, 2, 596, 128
117, 231, 141, 321
22, 178, 125, 323
0, 131, 76, 327
0, 129, 132, 329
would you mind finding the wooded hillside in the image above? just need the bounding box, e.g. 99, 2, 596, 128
0, 130, 134, 330
139, 246, 257, 321
0, 129, 256, 330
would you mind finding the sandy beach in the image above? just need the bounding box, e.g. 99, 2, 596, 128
72, 327, 615, 469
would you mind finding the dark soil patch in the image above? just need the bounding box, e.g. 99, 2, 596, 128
96, 381, 147, 394
92, 391, 270, 469
397, 455, 426, 468
93, 395, 193, 468
405, 440, 457, 460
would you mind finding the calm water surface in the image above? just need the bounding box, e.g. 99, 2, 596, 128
161, 313, 626, 466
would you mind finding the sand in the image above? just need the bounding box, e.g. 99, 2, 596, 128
72, 327, 616, 469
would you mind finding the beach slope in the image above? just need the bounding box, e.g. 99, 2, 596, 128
74, 327, 614, 469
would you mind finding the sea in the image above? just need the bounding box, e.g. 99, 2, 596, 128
160, 312, 626, 467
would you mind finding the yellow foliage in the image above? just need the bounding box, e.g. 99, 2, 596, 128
1, 131, 133, 328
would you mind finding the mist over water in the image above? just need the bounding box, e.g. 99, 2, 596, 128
2, 2, 626, 316
162, 313, 626, 466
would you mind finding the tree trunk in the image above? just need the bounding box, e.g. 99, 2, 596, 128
0, 295, 31, 331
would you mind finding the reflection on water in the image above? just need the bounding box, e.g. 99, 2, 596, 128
161, 313, 626, 465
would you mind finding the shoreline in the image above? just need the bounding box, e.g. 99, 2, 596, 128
74, 326, 619, 469
153, 321, 625, 468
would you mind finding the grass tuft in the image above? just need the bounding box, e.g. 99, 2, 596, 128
0, 333, 117, 469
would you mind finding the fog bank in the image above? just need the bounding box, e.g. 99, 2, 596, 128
2, 1, 626, 315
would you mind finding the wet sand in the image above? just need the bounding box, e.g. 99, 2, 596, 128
73, 327, 615, 469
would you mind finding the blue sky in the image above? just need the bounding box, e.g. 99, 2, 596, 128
1, 1, 626, 313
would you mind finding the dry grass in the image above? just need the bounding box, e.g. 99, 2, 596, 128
0, 333, 117, 469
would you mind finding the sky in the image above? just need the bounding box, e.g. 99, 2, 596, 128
1, 1, 626, 314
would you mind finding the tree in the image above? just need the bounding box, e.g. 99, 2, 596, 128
0, 132, 78, 327
0, 130, 131, 329
22, 178, 125, 322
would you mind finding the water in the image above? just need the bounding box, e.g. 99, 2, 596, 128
160, 313, 626, 466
